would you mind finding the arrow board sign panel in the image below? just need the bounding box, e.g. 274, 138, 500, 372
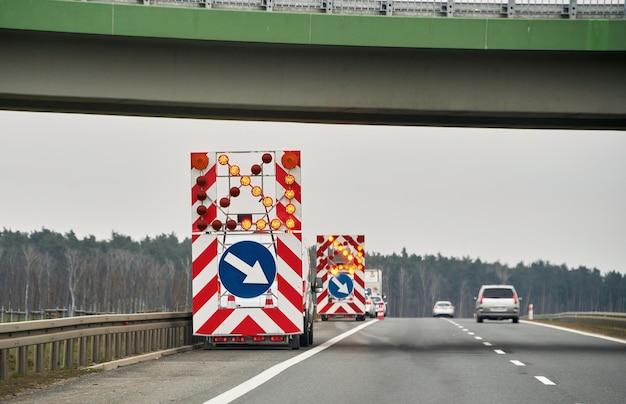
218, 241, 277, 298
328, 273, 354, 299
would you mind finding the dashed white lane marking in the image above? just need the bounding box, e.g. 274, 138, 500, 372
474, 336, 483, 340
204, 320, 378, 404
521, 320, 626, 345
462, 329, 468, 332
468, 332, 475, 335
535, 376, 556, 385
510, 360, 526, 367
483, 342, 492, 346
494, 349, 506, 355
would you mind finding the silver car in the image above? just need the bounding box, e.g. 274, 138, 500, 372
475, 285, 520, 323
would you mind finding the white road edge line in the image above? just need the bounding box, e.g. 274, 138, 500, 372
494, 349, 506, 354
521, 320, 626, 345
483, 342, 492, 346
510, 360, 526, 367
204, 320, 378, 404
535, 376, 556, 385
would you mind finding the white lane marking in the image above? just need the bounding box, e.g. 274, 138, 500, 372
462, 329, 468, 332
535, 376, 556, 385
483, 342, 492, 346
494, 349, 506, 354
510, 360, 526, 367
204, 320, 378, 404
468, 332, 475, 335
521, 320, 626, 345
474, 336, 483, 340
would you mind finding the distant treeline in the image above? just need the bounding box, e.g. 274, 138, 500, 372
0, 229, 191, 315
1, 230, 624, 317
366, 248, 626, 317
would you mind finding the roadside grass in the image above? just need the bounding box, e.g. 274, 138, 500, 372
0, 368, 100, 400
1, 337, 117, 399
534, 318, 626, 340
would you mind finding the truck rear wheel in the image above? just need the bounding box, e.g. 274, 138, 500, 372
307, 327, 313, 346
290, 335, 300, 350
356, 315, 365, 321
321, 315, 328, 321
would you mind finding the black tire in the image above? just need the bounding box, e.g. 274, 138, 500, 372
290, 335, 300, 350
476, 316, 484, 323
300, 316, 310, 347
307, 327, 314, 346
321, 315, 328, 321
299, 332, 309, 347
512, 317, 519, 324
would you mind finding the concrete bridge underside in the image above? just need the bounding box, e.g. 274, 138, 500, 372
1, 29, 625, 129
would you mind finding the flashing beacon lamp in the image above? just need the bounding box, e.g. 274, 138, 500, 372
191, 153, 209, 170
271, 219, 282, 230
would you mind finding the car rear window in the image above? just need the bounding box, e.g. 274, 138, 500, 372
437, 302, 450, 307
371, 296, 381, 303
482, 288, 514, 298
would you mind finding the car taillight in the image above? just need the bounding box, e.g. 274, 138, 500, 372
366, 300, 372, 304
512, 292, 518, 304
252, 336, 265, 342
479, 295, 484, 304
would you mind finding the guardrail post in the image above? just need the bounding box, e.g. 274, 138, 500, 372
115, 333, 121, 359
104, 334, 112, 361
134, 331, 140, 354
36, 343, 44, 373
125, 332, 131, 357
92, 336, 100, 363
565, 0, 577, 19
18, 346, 27, 376
0, 348, 8, 380
322, 1, 333, 14
143, 330, 149, 353
51, 341, 60, 370
65, 339, 74, 369
79, 337, 87, 367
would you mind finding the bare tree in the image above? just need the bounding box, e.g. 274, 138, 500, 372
22, 245, 40, 319
64, 249, 81, 316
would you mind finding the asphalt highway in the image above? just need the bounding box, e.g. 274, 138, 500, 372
7, 318, 626, 404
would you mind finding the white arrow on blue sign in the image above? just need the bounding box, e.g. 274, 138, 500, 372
218, 240, 277, 299
328, 273, 354, 299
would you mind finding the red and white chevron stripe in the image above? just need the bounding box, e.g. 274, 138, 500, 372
190, 151, 303, 337
316, 235, 366, 316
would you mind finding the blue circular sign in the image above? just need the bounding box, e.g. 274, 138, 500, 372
328, 273, 354, 299
218, 241, 276, 298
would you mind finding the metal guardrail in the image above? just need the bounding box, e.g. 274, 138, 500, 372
531, 311, 626, 320
95, 0, 626, 19
0, 312, 193, 381
529, 312, 626, 331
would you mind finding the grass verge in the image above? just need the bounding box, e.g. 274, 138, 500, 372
0, 368, 101, 400
534, 318, 626, 340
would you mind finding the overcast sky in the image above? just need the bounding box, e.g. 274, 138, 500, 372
1, 111, 625, 273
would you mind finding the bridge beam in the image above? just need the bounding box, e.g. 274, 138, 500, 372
1, 29, 625, 129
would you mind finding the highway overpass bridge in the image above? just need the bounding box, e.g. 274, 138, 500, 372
0, 0, 625, 129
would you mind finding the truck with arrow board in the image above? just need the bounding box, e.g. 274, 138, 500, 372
190, 150, 319, 349
315, 235, 367, 321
